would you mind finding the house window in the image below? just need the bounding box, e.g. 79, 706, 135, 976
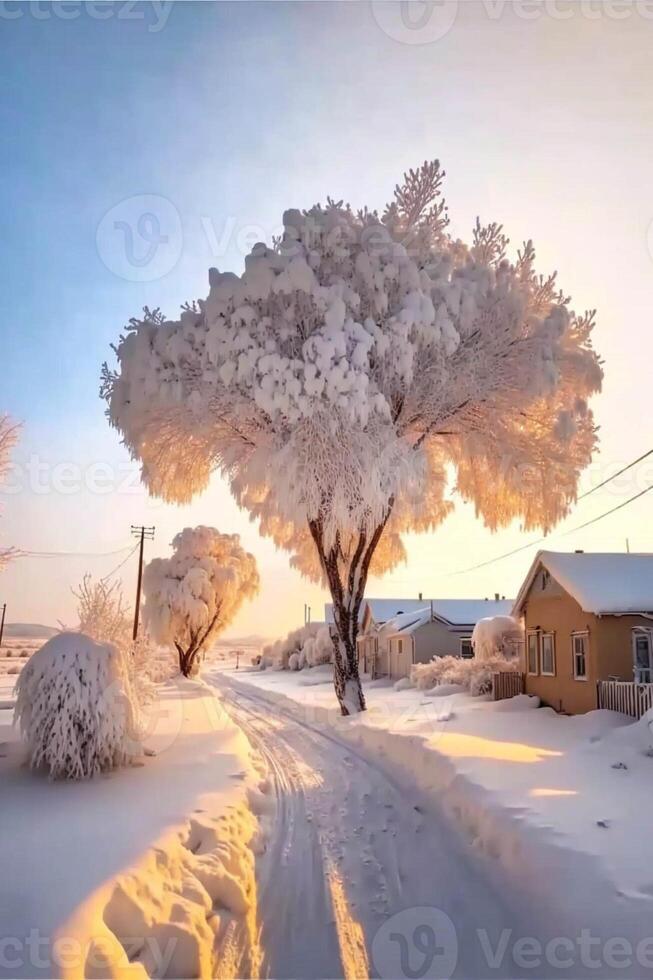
633, 630, 652, 684
397, 638, 403, 655
460, 637, 474, 659
527, 631, 539, 675
572, 632, 588, 680
541, 633, 555, 676
541, 569, 551, 591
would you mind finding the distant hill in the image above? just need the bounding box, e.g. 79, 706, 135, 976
3, 623, 58, 639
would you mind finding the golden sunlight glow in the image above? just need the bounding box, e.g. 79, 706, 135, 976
430, 733, 562, 764
325, 859, 369, 980
530, 788, 578, 798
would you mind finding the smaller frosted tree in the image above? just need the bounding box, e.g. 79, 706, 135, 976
143, 527, 259, 677
70, 574, 132, 652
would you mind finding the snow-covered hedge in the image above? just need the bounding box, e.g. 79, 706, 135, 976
14, 632, 140, 779
412, 654, 519, 697
262, 623, 333, 671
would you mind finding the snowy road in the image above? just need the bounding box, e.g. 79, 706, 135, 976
208, 673, 546, 980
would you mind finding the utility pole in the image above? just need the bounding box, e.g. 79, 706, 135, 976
131, 526, 155, 641
0, 603, 6, 647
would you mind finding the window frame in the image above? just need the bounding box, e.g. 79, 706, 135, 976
571, 631, 589, 681
632, 628, 652, 683
540, 632, 556, 676
460, 637, 474, 659
527, 630, 540, 675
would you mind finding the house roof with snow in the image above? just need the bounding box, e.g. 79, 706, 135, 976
513, 551, 653, 617
382, 607, 432, 635
324, 597, 513, 629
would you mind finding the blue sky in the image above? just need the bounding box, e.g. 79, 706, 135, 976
2, 2, 653, 634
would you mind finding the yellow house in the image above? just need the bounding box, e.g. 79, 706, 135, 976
513, 551, 653, 715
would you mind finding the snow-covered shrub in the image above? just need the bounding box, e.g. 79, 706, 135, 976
67, 574, 166, 707
103, 161, 602, 715
262, 622, 333, 671
303, 626, 333, 667
14, 632, 139, 779
413, 656, 472, 690
412, 654, 519, 697
143, 527, 259, 677
472, 616, 523, 661
288, 652, 301, 671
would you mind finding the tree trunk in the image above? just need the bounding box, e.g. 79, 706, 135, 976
176, 645, 197, 677
174, 607, 222, 679
308, 509, 392, 716
330, 618, 366, 715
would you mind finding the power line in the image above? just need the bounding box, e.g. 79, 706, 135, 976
18, 544, 133, 559
456, 482, 653, 574
577, 449, 653, 501
100, 543, 140, 584
562, 482, 653, 536
453, 534, 548, 575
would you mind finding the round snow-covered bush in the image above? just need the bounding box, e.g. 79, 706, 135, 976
14, 632, 139, 779
288, 652, 301, 671
471, 616, 523, 662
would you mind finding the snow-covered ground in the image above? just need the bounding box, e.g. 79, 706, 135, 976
207, 675, 562, 979
209, 658, 653, 973
4, 650, 653, 979
0, 671, 271, 979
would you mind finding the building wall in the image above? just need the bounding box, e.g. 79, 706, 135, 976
595, 615, 653, 679
522, 591, 598, 714
521, 585, 651, 714
385, 621, 472, 678
413, 621, 470, 663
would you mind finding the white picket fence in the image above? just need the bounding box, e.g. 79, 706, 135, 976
597, 680, 653, 719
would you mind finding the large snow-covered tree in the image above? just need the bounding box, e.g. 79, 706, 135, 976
102, 161, 602, 714
142, 527, 259, 677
